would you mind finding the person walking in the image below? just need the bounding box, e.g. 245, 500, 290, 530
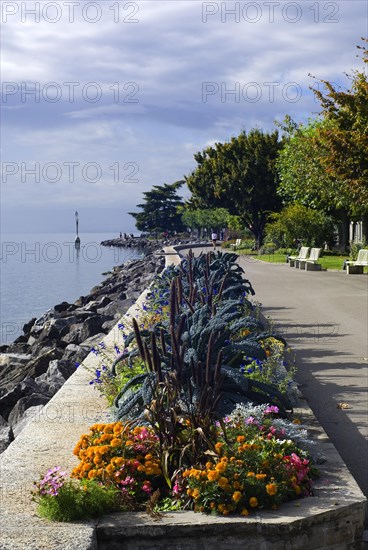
211, 231, 218, 250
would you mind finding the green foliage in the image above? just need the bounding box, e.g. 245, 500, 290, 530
129, 181, 185, 234
264, 203, 335, 247
350, 239, 367, 260
185, 129, 285, 245
112, 251, 293, 431
34, 479, 119, 522
181, 207, 230, 236
310, 39, 368, 211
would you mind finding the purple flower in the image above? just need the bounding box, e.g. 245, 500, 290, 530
114, 344, 121, 354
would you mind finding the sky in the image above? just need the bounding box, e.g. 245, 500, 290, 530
1, 0, 367, 234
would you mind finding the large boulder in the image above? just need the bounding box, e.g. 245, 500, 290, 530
0, 426, 14, 453
11, 404, 45, 438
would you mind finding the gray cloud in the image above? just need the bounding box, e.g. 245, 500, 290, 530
1, 0, 366, 232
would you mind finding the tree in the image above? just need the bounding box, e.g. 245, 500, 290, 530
129, 181, 185, 235
276, 117, 353, 249
276, 41, 368, 246
185, 129, 284, 246
309, 38, 368, 215
264, 203, 335, 248
181, 207, 230, 238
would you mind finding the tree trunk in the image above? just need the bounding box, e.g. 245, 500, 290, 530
339, 210, 350, 252
362, 213, 368, 243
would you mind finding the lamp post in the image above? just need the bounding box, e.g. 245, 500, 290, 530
75, 211, 81, 249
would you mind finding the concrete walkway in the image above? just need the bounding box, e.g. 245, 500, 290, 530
234, 256, 368, 525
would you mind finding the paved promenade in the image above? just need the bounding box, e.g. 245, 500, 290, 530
235, 255, 368, 526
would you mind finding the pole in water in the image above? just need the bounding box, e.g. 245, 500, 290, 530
75, 210, 81, 249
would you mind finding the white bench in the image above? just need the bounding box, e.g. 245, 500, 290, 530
289, 246, 310, 267
346, 249, 368, 274
230, 238, 242, 250
300, 247, 322, 271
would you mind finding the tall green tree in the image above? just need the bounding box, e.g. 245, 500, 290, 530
129, 181, 184, 235
310, 39, 368, 213
277, 40, 368, 245
276, 117, 352, 249
185, 129, 284, 246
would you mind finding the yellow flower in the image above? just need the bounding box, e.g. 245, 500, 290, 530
192, 488, 200, 499
232, 491, 242, 503
247, 471, 255, 478
240, 508, 249, 516
249, 497, 258, 508
266, 483, 277, 495
255, 473, 267, 480
110, 438, 121, 447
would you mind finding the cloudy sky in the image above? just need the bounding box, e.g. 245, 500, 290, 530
1, 0, 367, 234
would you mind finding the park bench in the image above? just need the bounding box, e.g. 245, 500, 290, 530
346, 249, 368, 274
230, 238, 242, 250
299, 247, 322, 271
289, 246, 309, 267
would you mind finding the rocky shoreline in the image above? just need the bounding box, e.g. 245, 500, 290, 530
0, 248, 165, 454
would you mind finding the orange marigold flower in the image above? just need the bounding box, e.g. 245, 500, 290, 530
207, 470, 220, 482
192, 488, 200, 499
215, 442, 224, 453
218, 477, 229, 489
266, 483, 277, 495
247, 472, 255, 477
110, 438, 121, 447
205, 462, 213, 470
249, 497, 258, 508
237, 435, 245, 443
215, 462, 227, 473
232, 491, 242, 503
255, 473, 267, 480
240, 508, 249, 516
105, 464, 115, 475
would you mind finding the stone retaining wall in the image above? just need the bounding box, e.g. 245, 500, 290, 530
0, 246, 366, 550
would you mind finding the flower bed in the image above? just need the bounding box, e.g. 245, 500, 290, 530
32, 251, 320, 521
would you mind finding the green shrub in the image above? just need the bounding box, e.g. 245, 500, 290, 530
32, 468, 119, 522
265, 203, 335, 248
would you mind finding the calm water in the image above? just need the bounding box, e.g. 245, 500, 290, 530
0, 233, 143, 345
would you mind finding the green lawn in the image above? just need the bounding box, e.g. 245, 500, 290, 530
227, 248, 354, 271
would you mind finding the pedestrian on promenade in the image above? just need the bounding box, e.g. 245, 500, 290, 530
211, 231, 218, 250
